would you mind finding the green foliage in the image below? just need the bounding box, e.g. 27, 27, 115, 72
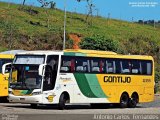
155, 71, 160, 83
0, 47, 8, 52
0, 2, 160, 76
66, 39, 74, 49
124, 35, 159, 55
155, 64, 160, 84
154, 72, 160, 93
80, 34, 120, 52
50, 1, 56, 9
0, 20, 18, 49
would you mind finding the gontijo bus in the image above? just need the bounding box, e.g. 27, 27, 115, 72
0, 50, 25, 102
2, 49, 154, 109
0, 53, 14, 102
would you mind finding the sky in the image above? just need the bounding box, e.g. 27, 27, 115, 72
1, 0, 160, 22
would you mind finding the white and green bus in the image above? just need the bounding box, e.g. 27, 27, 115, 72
3, 49, 154, 109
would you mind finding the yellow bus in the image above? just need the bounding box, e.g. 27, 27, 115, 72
3, 49, 154, 109
0, 54, 14, 102
0, 50, 25, 102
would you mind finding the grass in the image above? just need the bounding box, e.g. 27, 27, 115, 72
1, 2, 160, 81
0, 1, 160, 52
0, 47, 8, 52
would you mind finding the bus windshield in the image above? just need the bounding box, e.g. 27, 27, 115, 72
14, 55, 45, 65
10, 65, 42, 90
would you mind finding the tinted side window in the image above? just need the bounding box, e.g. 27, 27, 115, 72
75, 57, 90, 73
115, 59, 121, 74
106, 59, 116, 73
120, 59, 131, 74
141, 61, 152, 75
131, 60, 141, 74
90, 58, 105, 73
60, 56, 75, 73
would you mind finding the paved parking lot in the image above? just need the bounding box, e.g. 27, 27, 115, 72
0, 95, 159, 120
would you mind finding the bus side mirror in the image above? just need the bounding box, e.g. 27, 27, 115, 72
2, 63, 12, 75
39, 64, 46, 76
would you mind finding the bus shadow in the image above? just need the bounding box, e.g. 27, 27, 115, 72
3, 103, 144, 110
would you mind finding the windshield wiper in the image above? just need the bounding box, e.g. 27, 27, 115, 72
10, 82, 22, 89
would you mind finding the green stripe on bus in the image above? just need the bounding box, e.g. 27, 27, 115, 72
21, 90, 32, 95
64, 52, 86, 56
64, 52, 75, 56
74, 73, 97, 98
85, 74, 107, 98
75, 53, 86, 56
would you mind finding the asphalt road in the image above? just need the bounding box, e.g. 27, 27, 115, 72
0, 95, 159, 120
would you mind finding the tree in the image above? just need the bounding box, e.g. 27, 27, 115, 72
37, 0, 56, 8
22, 0, 26, 5
37, 0, 50, 7
77, 0, 95, 25
50, 1, 56, 9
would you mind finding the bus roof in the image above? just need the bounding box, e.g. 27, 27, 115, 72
0, 50, 26, 55
64, 49, 117, 55
14, 49, 153, 61
16, 50, 63, 56
0, 50, 25, 59
64, 49, 153, 60
0, 54, 14, 59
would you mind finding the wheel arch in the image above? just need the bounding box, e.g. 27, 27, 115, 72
60, 91, 70, 103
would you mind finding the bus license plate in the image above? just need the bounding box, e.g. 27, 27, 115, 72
20, 98, 25, 101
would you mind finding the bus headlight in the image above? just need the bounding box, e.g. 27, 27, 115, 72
32, 92, 41, 95
9, 91, 13, 94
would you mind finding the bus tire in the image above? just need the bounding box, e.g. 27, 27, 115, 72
0, 97, 9, 103
128, 93, 138, 108
58, 94, 66, 110
120, 93, 129, 108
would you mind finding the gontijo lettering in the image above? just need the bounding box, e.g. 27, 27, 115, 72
104, 76, 131, 83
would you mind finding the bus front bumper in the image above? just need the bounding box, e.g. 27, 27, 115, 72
8, 94, 43, 104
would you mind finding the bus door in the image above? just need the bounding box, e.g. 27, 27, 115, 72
42, 55, 59, 103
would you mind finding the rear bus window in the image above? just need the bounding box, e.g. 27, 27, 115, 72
141, 61, 152, 75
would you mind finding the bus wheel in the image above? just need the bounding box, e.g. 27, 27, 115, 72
0, 97, 9, 103
120, 93, 129, 108
58, 94, 67, 110
128, 93, 138, 108
30, 104, 38, 109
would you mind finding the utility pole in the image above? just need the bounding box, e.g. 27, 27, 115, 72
7, 0, 11, 8
85, 5, 88, 15
107, 13, 110, 25
95, 8, 99, 17
154, 20, 156, 28
75, 7, 77, 13
63, 0, 67, 50
132, 17, 134, 23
